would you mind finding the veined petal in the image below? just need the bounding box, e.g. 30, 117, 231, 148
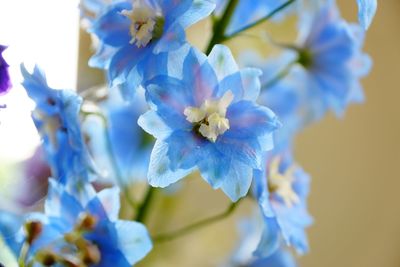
138, 110, 173, 140
90, 2, 132, 47
115, 220, 153, 265
357, 0, 377, 30
208, 44, 239, 81
148, 140, 194, 187
220, 160, 253, 202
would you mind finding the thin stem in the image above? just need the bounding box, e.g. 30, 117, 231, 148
135, 186, 156, 223
205, 0, 240, 54
153, 199, 242, 243
18, 242, 29, 267
81, 111, 138, 209
262, 60, 297, 90
225, 0, 297, 41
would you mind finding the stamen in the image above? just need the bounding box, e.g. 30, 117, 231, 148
268, 156, 300, 208
184, 91, 234, 142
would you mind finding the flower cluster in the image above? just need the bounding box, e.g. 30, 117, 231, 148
0, 0, 376, 266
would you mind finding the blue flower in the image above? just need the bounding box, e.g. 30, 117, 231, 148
23, 179, 152, 266
138, 45, 280, 202
89, 0, 215, 99
224, 214, 297, 267
254, 149, 312, 256
291, 0, 372, 119
84, 88, 153, 184
357, 0, 377, 30
21, 65, 91, 185
0, 45, 11, 95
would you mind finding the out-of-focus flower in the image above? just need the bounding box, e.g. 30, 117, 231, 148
357, 0, 377, 30
139, 45, 280, 201
89, 0, 215, 99
84, 88, 153, 184
21, 65, 92, 185
0, 211, 23, 257
0, 45, 11, 96
22, 179, 152, 266
254, 149, 312, 256
224, 215, 297, 267
294, 0, 372, 118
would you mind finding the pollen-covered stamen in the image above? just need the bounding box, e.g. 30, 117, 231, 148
268, 156, 300, 208
121, 0, 162, 48
184, 91, 234, 142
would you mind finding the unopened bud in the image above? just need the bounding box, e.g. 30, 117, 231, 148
36, 250, 57, 266
24, 221, 43, 245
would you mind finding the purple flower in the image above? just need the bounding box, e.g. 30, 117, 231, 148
0, 45, 11, 95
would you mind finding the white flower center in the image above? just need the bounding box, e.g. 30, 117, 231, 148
268, 156, 300, 208
121, 0, 158, 48
184, 91, 234, 142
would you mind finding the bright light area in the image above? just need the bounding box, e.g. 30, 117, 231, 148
0, 0, 80, 162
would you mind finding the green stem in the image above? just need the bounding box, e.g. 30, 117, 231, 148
81, 111, 138, 210
262, 60, 297, 89
18, 242, 29, 267
205, 0, 240, 54
225, 0, 297, 41
135, 186, 156, 223
152, 200, 242, 243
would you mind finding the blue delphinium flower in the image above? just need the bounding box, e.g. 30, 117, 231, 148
23, 179, 152, 266
224, 215, 297, 267
357, 0, 377, 30
0, 45, 11, 96
138, 45, 280, 201
254, 149, 312, 256
286, 0, 372, 119
21, 65, 91, 185
84, 88, 153, 184
89, 0, 215, 99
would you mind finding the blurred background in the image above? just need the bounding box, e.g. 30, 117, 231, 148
0, 0, 399, 266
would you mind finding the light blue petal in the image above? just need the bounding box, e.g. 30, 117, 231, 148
97, 187, 121, 221
153, 24, 186, 54
208, 44, 238, 81
254, 219, 280, 258
357, 0, 377, 30
115, 220, 153, 265
138, 110, 173, 140
148, 140, 194, 187
176, 0, 216, 29
198, 145, 230, 189
220, 160, 253, 202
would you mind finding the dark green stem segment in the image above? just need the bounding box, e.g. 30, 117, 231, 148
135, 186, 156, 223
152, 199, 242, 243
205, 0, 240, 54
226, 0, 297, 40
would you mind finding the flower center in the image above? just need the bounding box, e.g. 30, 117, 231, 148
184, 91, 234, 142
121, 0, 163, 48
268, 156, 300, 208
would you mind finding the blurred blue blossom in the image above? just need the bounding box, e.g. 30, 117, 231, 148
89, 0, 215, 99
23, 179, 152, 266
254, 149, 312, 255
84, 88, 153, 184
139, 45, 280, 202
294, 0, 372, 118
21, 65, 92, 186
